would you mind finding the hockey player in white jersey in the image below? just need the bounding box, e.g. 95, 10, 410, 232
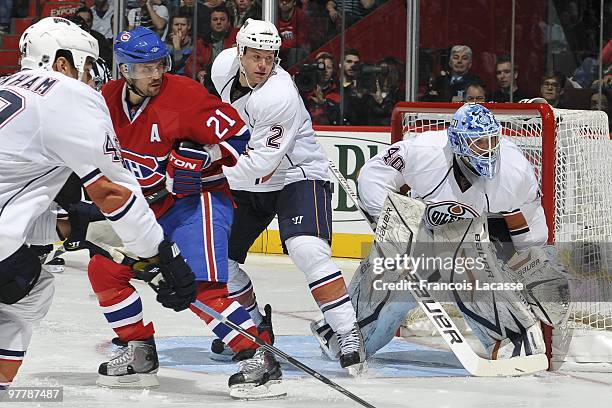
209, 19, 365, 370
313, 103, 569, 362
0, 17, 196, 393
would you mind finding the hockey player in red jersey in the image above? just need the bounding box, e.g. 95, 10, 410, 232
89, 27, 285, 399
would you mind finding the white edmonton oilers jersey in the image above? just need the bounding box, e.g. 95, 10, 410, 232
358, 130, 548, 251
0, 69, 146, 261
211, 48, 329, 192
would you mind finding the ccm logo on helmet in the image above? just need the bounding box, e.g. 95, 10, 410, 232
120, 32, 131, 42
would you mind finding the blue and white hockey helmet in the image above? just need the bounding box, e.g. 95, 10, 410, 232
447, 103, 501, 178
113, 27, 171, 79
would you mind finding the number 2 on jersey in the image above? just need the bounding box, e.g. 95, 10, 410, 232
0, 89, 25, 129
206, 108, 237, 139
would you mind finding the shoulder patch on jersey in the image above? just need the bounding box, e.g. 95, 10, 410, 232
425, 201, 479, 229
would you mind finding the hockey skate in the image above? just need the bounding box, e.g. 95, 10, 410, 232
309, 319, 339, 361
30, 244, 65, 274
337, 323, 367, 376
97, 336, 159, 388
211, 304, 275, 362
228, 347, 286, 400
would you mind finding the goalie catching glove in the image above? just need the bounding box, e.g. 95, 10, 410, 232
165, 141, 213, 196
132, 239, 197, 312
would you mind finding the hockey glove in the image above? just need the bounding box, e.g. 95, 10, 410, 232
133, 239, 197, 312
165, 141, 212, 196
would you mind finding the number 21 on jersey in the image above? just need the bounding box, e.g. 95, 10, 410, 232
206, 109, 236, 139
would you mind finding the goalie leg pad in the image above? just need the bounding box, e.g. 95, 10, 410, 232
286, 235, 356, 335
88, 255, 154, 342
505, 245, 571, 327
432, 217, 545, 359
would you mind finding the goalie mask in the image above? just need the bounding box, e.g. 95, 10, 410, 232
19, 17, 99, 83
447, 103, 501, 178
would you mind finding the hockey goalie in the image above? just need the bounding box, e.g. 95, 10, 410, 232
312, 103, 571, 369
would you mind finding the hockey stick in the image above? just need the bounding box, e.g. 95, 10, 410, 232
328, 159, 549, 376
87, 242, 376, 408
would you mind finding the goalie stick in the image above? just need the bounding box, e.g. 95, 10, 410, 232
328, 159, 549, 377
82, 240, 376, 408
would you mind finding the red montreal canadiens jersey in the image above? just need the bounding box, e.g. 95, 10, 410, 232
102, 74, 248, 217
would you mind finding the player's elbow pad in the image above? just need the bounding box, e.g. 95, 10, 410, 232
103, 193, 164, 258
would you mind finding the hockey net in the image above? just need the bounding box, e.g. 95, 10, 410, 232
391, 102, 612, 371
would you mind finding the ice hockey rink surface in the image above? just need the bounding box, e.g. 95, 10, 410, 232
10, 250, 612, 408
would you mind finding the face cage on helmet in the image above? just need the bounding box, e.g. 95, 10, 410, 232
452, 129, 501, 178
119, 55, 172, 80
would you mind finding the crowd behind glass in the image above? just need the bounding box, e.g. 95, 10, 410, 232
2, 0, 610, 126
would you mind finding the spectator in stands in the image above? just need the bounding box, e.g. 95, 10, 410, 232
590, 65, 612, 90
424, 45, 482, 102
92, 0, 114, 40
184, 6, 237, 80
278, 0, 311, 68
315, 51, 339, 100
590, 89, 611, 128
166, 14, 206, 76
180, 0, 226, 45
128, 0, 170, 40
0, 0, 12, 35
326, 0, 376, 29
362, 57, 403, 125
228, 0, 261, 28
72, 7, 113, 69
591, 89, 610, 111
341, 49, 367, 125
491, 55, 529, 102
538, 72, 566, 108
304, 52, 341, 125
464, 81, 487, 103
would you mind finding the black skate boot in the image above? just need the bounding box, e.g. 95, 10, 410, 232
30, 244, 65, 274
228, 347, 286, 400
97, 336, 159, 388
337, 323, 366, 375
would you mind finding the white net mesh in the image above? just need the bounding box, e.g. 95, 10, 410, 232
392, 103, 612, 368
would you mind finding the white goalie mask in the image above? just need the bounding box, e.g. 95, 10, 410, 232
19, 17, 99, 81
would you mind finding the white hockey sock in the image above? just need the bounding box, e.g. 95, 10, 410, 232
227, 260, 264, 326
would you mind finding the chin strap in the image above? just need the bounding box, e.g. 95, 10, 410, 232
124, 76, 150, 98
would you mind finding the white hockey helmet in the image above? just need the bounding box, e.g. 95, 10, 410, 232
19, 17, 99, 79
236, 18, 282, 57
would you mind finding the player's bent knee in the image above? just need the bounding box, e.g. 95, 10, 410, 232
87, 254, 134, 292
286, 235, 338, 279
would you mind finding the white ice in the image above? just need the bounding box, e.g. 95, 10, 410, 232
8, 251, 612, 408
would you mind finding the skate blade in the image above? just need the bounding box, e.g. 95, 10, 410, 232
347, 360, 368, 377
96, 373, 159, 389
42, 264, 65, 274
209, 352, 234, 362
229, 380, 286, 400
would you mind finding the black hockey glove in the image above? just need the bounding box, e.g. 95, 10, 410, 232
133, 239, 197, 312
